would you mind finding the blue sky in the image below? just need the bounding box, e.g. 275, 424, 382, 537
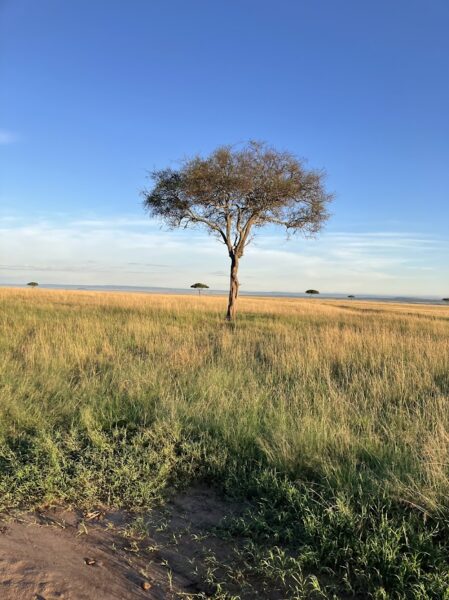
1, 0, 448, 294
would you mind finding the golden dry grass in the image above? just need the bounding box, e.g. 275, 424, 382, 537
1, 287, 448, 512
2, 287, 449, 596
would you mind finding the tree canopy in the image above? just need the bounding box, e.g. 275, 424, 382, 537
190, 283, 209, 289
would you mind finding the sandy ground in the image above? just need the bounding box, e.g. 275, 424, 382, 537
0, 487, 245, 600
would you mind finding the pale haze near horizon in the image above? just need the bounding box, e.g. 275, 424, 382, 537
1, 213, 447, 296
1, 1, 449, 296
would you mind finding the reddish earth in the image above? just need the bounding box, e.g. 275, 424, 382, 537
0, 487, 244, 600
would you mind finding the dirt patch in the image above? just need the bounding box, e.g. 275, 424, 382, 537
0, 486, 247, 600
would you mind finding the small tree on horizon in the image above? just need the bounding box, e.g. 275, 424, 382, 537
142, 141, 332, 320
191, 282, 209, 296
306, 289, 319, 295
27, 282, 39, 287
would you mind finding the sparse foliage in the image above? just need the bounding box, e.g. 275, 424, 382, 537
143, 141, 332, 319
27, 282, 39, 287
306, 289, 319, 295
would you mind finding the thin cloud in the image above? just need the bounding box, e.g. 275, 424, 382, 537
0, 213, 448, 295
126, 262, 170, 267
72, 217, 150, 228
0, 130, 19, 145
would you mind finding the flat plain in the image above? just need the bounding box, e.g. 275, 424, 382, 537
1, 288, 448, 598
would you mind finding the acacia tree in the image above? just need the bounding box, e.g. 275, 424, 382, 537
191, 282, 209, 296
142, 141, 332, 320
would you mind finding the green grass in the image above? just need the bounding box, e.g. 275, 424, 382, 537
1, 288, 449, 598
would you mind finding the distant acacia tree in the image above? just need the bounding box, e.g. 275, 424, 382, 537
27, 282, 39, 287
191, 282, 209, 296
348, 295, 355, 299
306, 289, 319, 295
443, 298, 449, 302
142, 141, 332, 320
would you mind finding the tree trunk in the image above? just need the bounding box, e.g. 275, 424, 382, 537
226, 255, 239, 320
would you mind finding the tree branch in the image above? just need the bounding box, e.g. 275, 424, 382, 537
235, 214, 257, 256
185, 208, 228, 245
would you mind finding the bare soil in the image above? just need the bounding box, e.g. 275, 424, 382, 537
0, 486, 246, 600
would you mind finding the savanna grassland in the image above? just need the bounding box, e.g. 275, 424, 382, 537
1, 288, 449, 599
